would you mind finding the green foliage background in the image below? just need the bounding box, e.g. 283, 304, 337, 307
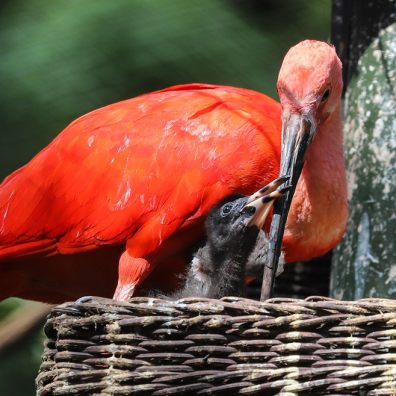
0, 1, 330, 394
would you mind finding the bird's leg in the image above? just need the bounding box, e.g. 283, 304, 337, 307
113, 250, 154, 301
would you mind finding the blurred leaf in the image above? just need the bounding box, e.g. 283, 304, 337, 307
0, 324, 44, 396
0, 298, 24, 320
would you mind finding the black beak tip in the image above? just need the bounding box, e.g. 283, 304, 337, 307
261, 195, 272, 204
276, 175, 291, 184
279, 185, 293, 194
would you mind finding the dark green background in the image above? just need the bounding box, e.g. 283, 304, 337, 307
0, 1, 330, 394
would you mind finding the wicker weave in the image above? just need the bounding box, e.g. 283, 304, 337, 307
37, 296, 396, 395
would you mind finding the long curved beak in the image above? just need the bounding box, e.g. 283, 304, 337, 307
260, 111, 315, 300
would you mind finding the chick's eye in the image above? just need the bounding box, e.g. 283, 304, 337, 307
221, 203, 233, 217
321, 88, 330, 103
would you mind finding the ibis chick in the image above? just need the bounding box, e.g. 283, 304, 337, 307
171, 177, 289, 299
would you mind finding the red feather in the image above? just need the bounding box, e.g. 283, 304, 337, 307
0, 84, 282, 302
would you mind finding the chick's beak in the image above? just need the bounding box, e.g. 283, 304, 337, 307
243, 176, 291, 229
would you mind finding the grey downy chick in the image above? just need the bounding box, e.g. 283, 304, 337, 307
172, 176, 290, 299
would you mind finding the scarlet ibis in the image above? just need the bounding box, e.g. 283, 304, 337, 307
0, 40, 347, 303
170, 178, 290, 299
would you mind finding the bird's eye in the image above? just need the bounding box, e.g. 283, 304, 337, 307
221, 203, 233, 217
321, 88, 330, 103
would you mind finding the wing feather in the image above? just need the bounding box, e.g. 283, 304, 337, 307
0, 84, 281, 260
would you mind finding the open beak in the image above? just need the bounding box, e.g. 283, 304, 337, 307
243, 176, 291, 229
261, 110, 316, 300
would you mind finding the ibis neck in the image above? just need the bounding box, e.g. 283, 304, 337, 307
284, 105, 348, 262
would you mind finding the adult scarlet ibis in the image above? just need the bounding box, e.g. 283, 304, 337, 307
0, 40, 347, 303
170, 178, 290, 299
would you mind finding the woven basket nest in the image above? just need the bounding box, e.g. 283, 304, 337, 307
37, 295, 396, 396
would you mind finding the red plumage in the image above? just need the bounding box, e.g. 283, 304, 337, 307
0, 83, 282, 302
